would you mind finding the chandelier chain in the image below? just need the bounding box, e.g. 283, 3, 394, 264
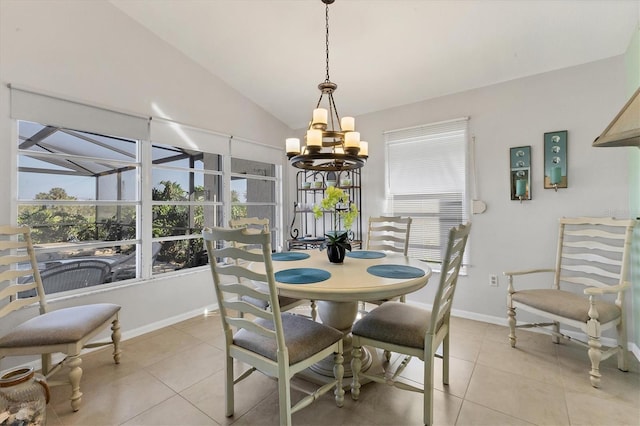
325, 2, 330, 83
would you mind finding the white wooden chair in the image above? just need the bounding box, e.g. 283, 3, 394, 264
351, 222, 471, 426
0, 225, 121, 412
505, 217, 637, 387
202, 226, 344, 426
229, 217, 316, 320
361, 216, 412, 312
366, 215, 412, 255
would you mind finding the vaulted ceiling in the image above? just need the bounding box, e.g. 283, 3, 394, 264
111, 0, 639, 129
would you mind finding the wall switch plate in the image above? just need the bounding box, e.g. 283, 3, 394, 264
489, 274, 498, 287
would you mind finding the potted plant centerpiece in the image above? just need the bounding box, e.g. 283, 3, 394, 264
312, 186, 358, 263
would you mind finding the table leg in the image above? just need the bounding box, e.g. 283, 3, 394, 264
308, 301, 373, 378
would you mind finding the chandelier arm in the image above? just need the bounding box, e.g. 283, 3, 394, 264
315, 92, 325, 110
329, 92, 342, 132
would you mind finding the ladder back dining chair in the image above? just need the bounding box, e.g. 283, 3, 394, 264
351, 222, 471, 426
0, 225, 121, 412
361, 216, 413, 313
505, 216, 637, 387
203, 226, 344, 426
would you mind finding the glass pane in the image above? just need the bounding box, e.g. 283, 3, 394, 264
152, 145, 220, 171
152, 205, 222, 237
231, 177, 275, 203
231, 158, 275, 177
18, 120, 137, 161
153, 238, 208, 275
18, 205, 137, 244
152, 170, 221, 202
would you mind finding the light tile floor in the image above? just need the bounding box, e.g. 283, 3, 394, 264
45, 306, 640, 425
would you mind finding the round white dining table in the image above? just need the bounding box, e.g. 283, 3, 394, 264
250, 249, 432, 381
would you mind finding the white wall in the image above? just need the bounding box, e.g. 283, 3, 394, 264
355, 57, 636, 334
0, 0, 291, 359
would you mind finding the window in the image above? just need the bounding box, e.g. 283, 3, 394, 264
384, 118, 469, 265
150, 144, 223, 273
231, 157, 280, 250
11, 87, 283, 294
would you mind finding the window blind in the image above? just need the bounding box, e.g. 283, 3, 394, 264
150, 117, 230, 155
384, 117, 469, 264
10, 85, 149, 141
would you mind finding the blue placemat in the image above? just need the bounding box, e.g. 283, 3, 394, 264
271, 252, 310, 261
346, 250, 386, 259
275, 268, 331, 284
366, 264, 425, 279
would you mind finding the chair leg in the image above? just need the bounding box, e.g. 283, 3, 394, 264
65, 355, 83, 412
111, 318, 122, 364
507, 306, 517, 348
350, 345, 362, 400
41, 354, 52, 376
310, 300, 317, 322
278, 372, 292, 426
552, 321, 560, 344
333, 349, 345, 407
616, 316, 629, 372
442, 333, 450, 386
587, 317, 603, 388
225, 355, 234, 417
424, 341, 435, 426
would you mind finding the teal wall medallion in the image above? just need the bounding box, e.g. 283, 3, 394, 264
544, 130, 568, 191
510, 146, 531, 202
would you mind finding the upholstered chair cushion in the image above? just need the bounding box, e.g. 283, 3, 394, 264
234, 313, 342, 364
0, 304, 121, 347
512, 290, 620, 323
352, 301, 431, 349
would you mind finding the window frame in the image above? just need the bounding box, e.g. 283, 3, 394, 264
11, 88, 285, 295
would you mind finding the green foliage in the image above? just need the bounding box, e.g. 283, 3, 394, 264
231, 189, 247, 219
18, 187, 94, 244
152, 180, 205, 266
312, 186, 358, 249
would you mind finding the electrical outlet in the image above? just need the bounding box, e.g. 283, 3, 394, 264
489, 274, 498, 287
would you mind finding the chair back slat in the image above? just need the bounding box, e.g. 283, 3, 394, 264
226, 317, 277, 339
219, 282, 270, 303
427, 223, 471, 338
203, 226, 285, 353
218, 264, 268, 283
223, 300, 273, 321
555, 217, 636, 294
217, 247, 266, 264
561, 264, 622, 281
0, 254, 31, 266
367, 216, 412, 255
563, 240, 624, 253
562, 252, 622, 266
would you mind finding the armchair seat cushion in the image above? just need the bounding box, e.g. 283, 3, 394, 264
234, 313, 342, 365
352, 301, 431, 349
512, 289, 620, 323
0, 303, 121, 347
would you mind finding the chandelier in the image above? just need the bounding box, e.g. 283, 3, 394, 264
286, 0, 368, 172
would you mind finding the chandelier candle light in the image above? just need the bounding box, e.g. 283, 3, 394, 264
286, 0, 368, 171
